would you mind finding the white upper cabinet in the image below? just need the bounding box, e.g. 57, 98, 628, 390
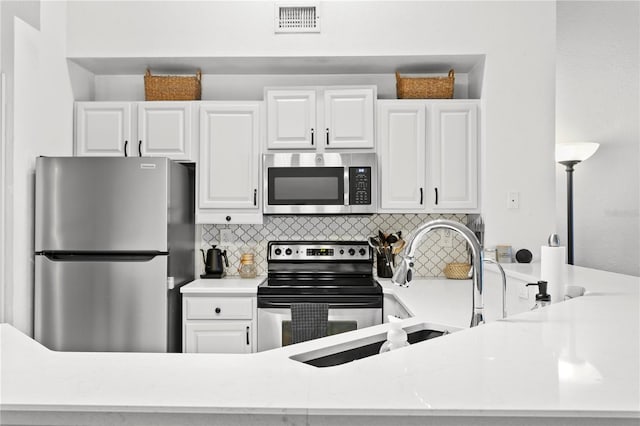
266, 86, 375, 150
197, 102, 262, 224
75, 101, 195, 161
323, 89, 374, 149
266, 89, 316, 150
377, 100, 479, 213
75, 102, 132, 157
429, 102, 478, 211
378, 100, 427, 211
137, 102, 193, 161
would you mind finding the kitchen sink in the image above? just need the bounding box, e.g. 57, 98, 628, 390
290, 323, 455, 368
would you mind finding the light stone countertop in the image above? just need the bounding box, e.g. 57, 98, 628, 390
1, 264, 639, 426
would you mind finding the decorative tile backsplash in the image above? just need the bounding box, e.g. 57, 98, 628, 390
200, 214, 469, 278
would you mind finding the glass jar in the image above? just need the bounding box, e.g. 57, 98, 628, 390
238, 253, 257, 278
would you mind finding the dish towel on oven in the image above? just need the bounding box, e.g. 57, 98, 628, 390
291, 303, 328, 344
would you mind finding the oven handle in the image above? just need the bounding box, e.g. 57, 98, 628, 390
257, 297, 382, 309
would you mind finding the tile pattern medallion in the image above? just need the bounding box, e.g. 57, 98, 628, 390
201, 214, 469, 278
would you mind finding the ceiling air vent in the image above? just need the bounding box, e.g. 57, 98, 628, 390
275, 3, 320, 33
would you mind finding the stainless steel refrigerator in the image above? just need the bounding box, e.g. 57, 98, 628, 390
34, 157, 194, 352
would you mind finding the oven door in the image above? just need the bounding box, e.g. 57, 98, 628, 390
257, 301, 382, 352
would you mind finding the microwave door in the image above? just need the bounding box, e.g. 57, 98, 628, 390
266, 166, 346, 214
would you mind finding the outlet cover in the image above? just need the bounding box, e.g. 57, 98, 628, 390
220, 229, 234, 245
441, 229, 453, 248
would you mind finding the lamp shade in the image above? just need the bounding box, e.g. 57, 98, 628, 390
556, 142, 600, 163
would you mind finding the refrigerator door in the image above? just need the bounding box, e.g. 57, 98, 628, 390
35, 157, 169, 252
34, 254, 169, 352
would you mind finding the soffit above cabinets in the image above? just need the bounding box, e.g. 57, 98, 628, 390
68, 54, 484, 76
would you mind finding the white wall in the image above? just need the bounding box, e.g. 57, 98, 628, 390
556, 1, 640, 276
1, 0, 42, 329
66, 0, 557, 257
5, 1, 73, 335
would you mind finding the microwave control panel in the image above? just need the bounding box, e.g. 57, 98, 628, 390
348, 166, 372, 205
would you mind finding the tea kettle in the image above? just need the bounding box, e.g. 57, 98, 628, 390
200, 245, 229, 277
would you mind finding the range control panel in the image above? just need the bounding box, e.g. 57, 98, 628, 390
268, 241, 371, 261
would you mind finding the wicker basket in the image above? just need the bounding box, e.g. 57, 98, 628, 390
396, 69, 455, 99
444, 262, 471, 279
144, 69, 202, 101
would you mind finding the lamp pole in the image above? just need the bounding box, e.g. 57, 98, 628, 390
559, 160, 580, 265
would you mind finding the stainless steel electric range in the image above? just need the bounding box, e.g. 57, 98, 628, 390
257, 241, 383, 352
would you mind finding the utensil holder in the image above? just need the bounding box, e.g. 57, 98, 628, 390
376, 250, 395, 278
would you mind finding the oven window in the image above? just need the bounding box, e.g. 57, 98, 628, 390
268, 167, 344, 205
281, 320, 357, 347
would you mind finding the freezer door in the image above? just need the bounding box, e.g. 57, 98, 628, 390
35, 157, 169, 252
34, 254, 169, 352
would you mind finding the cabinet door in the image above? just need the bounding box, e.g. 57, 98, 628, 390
324, 88, 374, 149
137, 102, 193, 161
184, 321, 253, 353
430, 102, 478, 211
75, 102, 132, 157
377, 101, 427, 211
266, 90, 316, 149
199, 102, 260, 210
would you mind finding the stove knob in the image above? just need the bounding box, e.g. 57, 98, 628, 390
359, 248, 366, 256
339, 249, 345, 255
348, 248, 356, 256
285, 248, 293, 256
274, 248, 282, 256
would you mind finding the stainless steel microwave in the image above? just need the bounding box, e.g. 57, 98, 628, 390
263, 153, 377, 214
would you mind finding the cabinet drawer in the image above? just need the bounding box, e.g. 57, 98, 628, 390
185, 297, 254, 320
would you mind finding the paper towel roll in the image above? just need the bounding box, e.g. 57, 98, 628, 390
540, 246, 566, 303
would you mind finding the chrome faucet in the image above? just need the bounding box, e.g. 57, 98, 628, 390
391, 219, 485, 327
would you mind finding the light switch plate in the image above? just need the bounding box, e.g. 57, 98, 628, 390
220, 229, 234, 245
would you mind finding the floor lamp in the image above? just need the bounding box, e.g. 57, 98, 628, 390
556, 142, 600, 265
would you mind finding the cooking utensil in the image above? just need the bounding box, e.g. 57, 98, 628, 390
391, 239, 405, 255
368, 236, 381, 254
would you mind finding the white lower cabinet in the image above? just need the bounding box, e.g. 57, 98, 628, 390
183, 296, 256, 353
185, 322, 253, 354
